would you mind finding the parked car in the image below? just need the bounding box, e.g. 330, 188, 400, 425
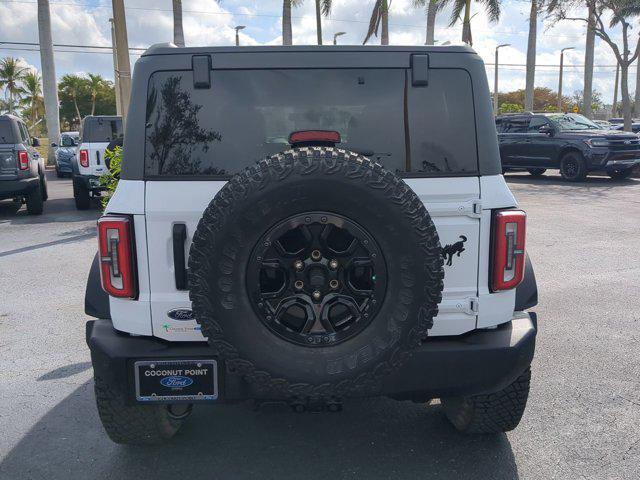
608, 117, 640, 125
496, 112, 640, 180
610, 123, 640, 134
52, 131, 79, 177
72, 115, 122, 209
85, 44, 538, 445
0, 114, 48, 214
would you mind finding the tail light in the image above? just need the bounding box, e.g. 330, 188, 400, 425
97, 216, 137, 298
79, 149, 89, 168
491, 209, 526, 292
18, 151, 29, 170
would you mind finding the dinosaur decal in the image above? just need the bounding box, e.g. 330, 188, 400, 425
442, 235, 467, 266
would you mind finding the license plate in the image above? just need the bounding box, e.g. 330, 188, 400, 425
134, 359, 218, 402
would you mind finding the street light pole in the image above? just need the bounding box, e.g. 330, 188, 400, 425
333, 32, 346, 45
494, 43, 510, 114
235, 25, 246, 46
558, 46, 574, 112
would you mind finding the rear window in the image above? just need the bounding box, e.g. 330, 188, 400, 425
82, 117, 123, 143
144, 68, 478, 177
0, 120, 15, 143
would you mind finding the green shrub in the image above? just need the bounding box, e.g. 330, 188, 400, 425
100, 146, 122, 210
498, 103, 524, 114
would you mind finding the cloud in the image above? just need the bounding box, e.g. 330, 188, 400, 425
0, 0, 634, 104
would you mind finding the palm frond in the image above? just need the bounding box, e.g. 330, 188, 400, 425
363, 0, 384, 44
448, 0, 466, 27
321, 0, 332, 16
480, 0, 501, 23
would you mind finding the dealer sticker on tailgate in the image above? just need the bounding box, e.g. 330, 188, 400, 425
134, 359, 218, 402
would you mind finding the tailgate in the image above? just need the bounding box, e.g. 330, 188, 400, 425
0, 147, 16, 180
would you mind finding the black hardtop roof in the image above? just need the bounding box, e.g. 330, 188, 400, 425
142, 43, 476, 57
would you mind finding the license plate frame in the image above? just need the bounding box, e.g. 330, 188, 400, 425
134, 359, 218, 403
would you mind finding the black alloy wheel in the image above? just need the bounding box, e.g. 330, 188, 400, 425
560, 152, 587, 181
247, 212, 387, 347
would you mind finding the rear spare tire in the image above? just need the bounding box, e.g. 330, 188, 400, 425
188, 147, 444, 399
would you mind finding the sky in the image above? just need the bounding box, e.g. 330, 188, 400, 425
0, 0, 635, 105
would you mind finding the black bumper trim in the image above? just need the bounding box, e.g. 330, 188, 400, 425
86, 312, 536, 404
0, 176, 38, 197
73, 174, 106, 192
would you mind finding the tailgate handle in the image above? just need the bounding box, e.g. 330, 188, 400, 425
172, 223, 188, 290
96, 150, 101, 165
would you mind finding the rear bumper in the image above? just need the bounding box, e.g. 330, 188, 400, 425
73, 174, 105, 192
55, 159, 73, 173
86, 312, 536, 404
0, 176, 38, 199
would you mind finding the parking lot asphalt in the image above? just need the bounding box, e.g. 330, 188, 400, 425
0, 169, 639, 480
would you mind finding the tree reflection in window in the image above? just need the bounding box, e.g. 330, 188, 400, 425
146, 76, 223, 175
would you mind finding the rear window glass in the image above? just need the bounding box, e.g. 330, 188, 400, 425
0, 120, 15, 143
144, 69, 478, 177
82, 117, 123, 143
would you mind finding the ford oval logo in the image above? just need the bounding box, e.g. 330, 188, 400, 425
160, 376, 193, 388
167, 308, 194, 321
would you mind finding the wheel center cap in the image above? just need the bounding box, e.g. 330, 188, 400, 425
308, 267, 326, 288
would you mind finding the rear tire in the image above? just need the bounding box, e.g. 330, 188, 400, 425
55, 167, 64, 178
73, 180, 91, 210
560, 152, 587, 181
608, 168, 634, 180
94, 376, 191, 445
26, 182, 44, 215
527, 168, 546, 177
40, 173, 48, 201
442, 367, 531, 434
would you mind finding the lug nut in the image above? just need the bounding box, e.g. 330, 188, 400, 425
312, 290, 322, 301
311, 250, 322, 261
294, 260, 304, 271
329, 279, 339, 289
294, 280, 304, 290
329, 259, 339, 270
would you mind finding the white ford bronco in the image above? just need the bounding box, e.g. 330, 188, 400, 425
72, 115, 123, 210
85, 44, 538, 445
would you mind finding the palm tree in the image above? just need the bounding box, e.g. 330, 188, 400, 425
635, 37, 640, 116
19, 70, 44, 130
172, 0, 185, 47
364, 0, 390, 45
546, 1, 598, 119
87, 73, 108, 116
59, 74, 85, 124
582, 3, 596, 118
524, 0, 541, 111
314, 0, 333, 45
414, 0, 444, 45
38, 0, 60, 163
0, 58, 27, 114
283, 0, 304, 45
446, 0, 501, 46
